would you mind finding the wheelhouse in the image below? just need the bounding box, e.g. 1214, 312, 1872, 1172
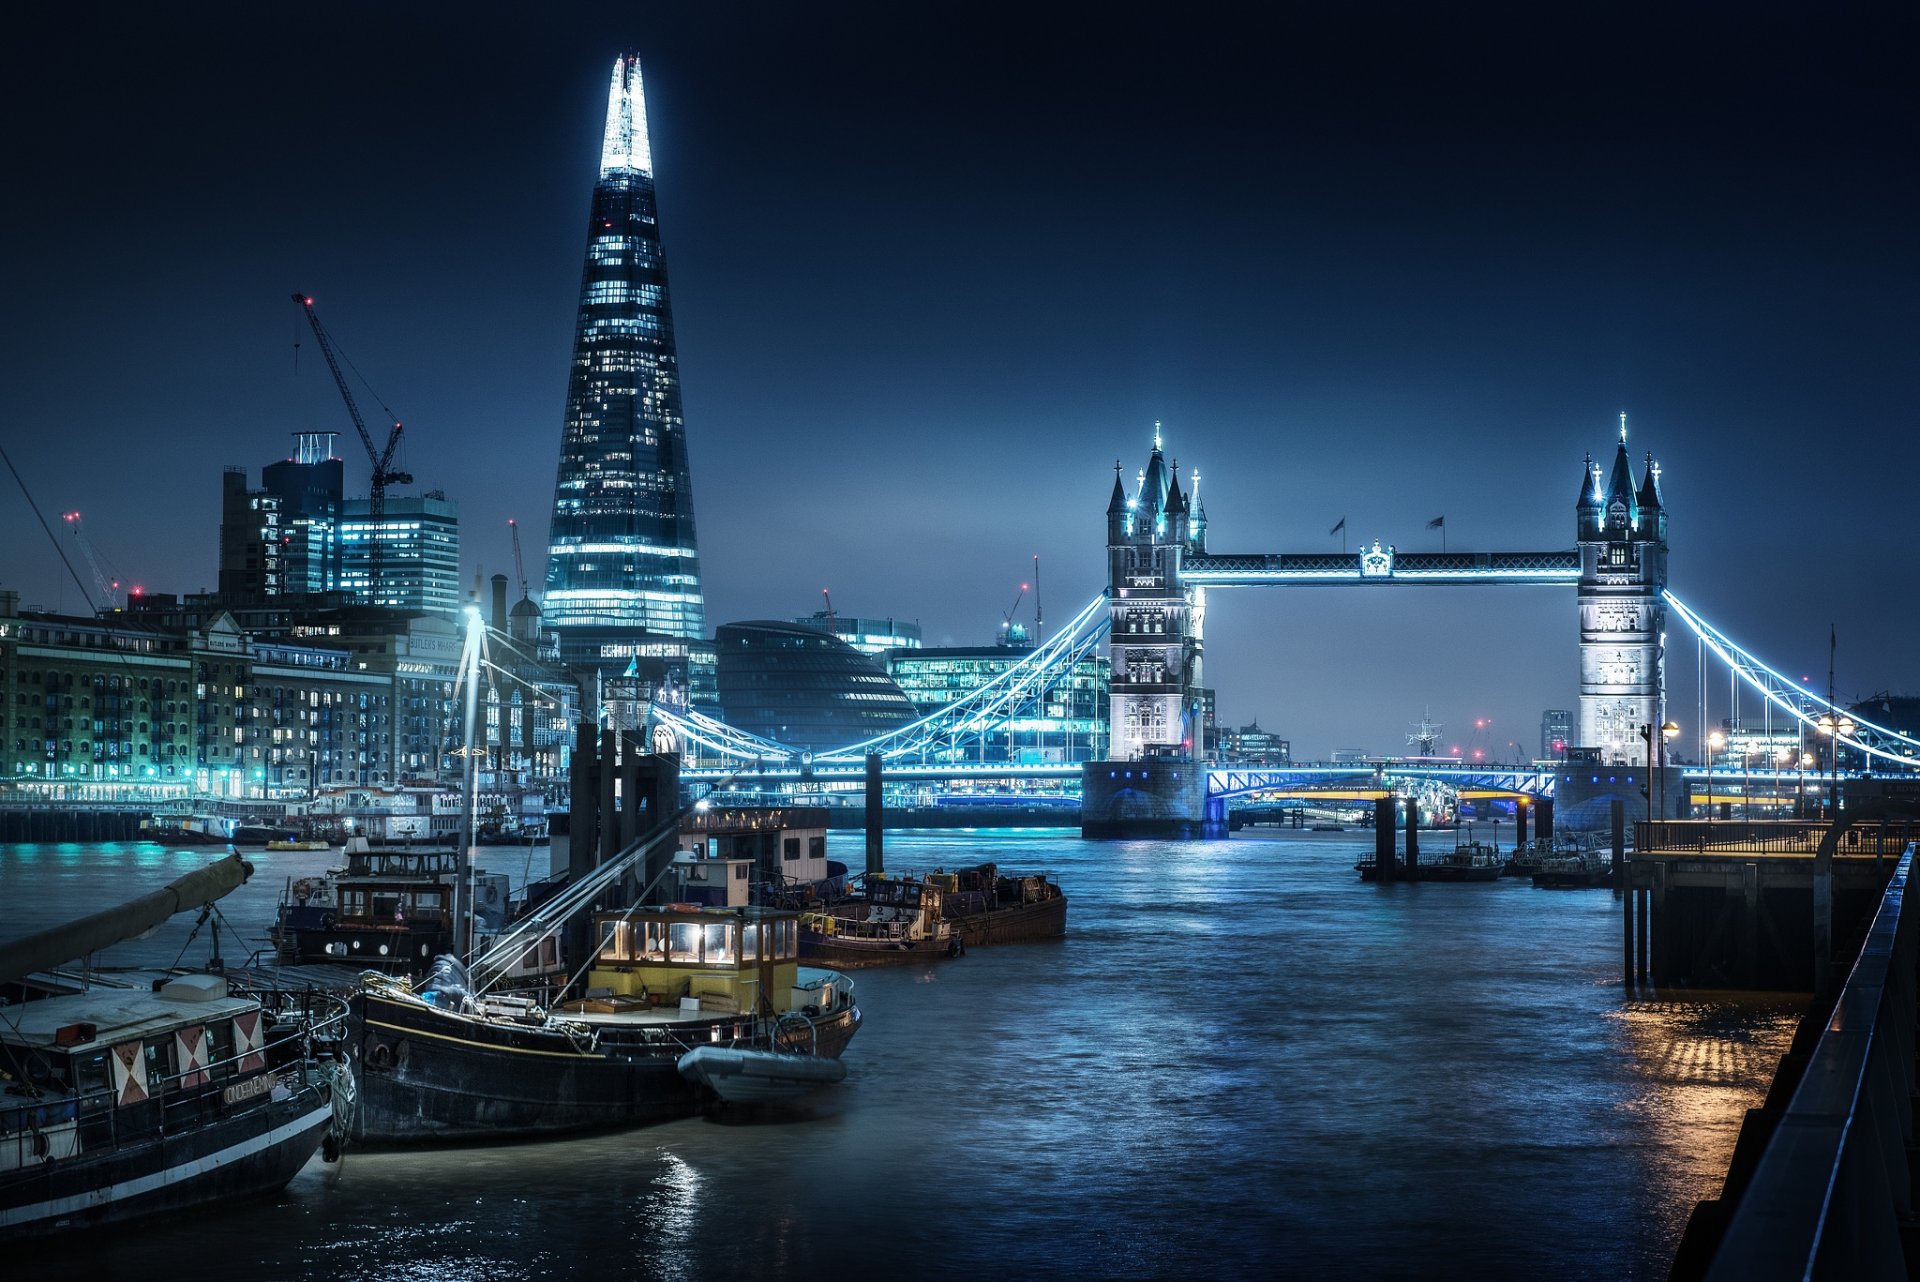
585, 906, 808, 1017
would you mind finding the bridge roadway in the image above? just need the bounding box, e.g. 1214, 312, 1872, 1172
681, 758, 1883, 804
1182, 548, 1581, 585
681, 760, 1564, 796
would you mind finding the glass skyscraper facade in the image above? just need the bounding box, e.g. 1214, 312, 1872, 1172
339, 495, 460, 617
544, 55, 712, 705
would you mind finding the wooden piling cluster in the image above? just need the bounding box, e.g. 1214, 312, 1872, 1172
564, 724, 679, 964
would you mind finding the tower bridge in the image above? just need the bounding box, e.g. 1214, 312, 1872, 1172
651, 418, 1908, 834
1084, 417, 1670, 837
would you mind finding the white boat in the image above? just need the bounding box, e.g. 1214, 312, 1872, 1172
676, 1043, 848, 1104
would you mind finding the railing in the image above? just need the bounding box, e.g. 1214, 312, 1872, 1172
1638, 819, 1920, 858
1702, 843, 1917, 1280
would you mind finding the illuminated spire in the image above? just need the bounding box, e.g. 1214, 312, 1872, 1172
1618, 411, 1627, 443
600, 54, 654, 176
1574, 453, 1600, 509
1153, 420, 1163, 451
1637, 452, 1664, 512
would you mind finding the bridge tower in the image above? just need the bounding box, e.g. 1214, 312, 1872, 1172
1082, 428, 1218, 838
1575, 417, 1669, 765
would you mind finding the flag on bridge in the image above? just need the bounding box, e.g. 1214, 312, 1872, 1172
1329, 517, 1345, 535
1427, 516, 1445, 529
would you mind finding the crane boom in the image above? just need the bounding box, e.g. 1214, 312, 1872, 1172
509, 519, 528, 599
62, 512, 119, 612
292, 293, 413, 595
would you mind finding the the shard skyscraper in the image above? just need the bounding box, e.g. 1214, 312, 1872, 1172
544, 54, 713, 708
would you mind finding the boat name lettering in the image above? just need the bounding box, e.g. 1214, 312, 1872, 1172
222, 1072, 279, 1105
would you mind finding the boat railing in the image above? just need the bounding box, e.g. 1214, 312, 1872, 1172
816, 916, 915, 943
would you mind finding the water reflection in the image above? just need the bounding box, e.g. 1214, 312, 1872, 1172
3, 830, 1801, 1280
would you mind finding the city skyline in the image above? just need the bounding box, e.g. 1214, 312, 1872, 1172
2, 5, 1913, 758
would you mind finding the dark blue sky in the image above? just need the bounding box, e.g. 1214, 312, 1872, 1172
2, 3, 1913, 759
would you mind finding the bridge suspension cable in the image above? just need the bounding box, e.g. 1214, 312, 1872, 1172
1663, 591, 1920, 768
646, 591, 1112, 766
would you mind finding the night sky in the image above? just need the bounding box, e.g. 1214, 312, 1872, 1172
3, 4, 1913, 761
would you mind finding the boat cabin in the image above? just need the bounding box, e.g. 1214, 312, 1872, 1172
0, 975, 281, 1173
667, 851, 756, 909
582, 906, 810, 1018
278, 838, 513, 970
680, 806, 836, 896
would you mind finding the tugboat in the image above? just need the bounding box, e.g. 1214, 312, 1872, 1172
798, 863, 1067, 967
269, 837, 518, 974
0, 854, 351, 1238
350, 903, 859, 1142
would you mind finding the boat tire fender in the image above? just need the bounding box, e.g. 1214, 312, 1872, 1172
367, 1040, 394, 1071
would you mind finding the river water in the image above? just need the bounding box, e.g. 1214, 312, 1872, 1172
4, 830, 1800, 1281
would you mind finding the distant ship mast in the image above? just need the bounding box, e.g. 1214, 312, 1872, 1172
1407, 709, 1442, 757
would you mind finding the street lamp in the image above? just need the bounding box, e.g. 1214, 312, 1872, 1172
1799, 751, 1814, 819
1661, 721, 1679, 816
1707, 730, 1725, 828
1641, 721, 1681, 821
1640, 723, 1657, 822
1816, 712, 1856, 819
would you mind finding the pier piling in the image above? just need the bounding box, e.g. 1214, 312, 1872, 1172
865, 753, 884, 876
1405, 799, 1420, 872
1373, 799, 1396, 880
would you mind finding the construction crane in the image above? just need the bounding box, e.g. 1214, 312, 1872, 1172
292, 293, 412, 593
61, 512, 120, 611
1000, 581, 1029, 641
820, 588, 835, 632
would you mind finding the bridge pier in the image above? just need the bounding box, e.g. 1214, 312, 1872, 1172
1080, 760, 1223, 840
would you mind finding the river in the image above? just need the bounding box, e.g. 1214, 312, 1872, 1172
3, 829, 1799, 1280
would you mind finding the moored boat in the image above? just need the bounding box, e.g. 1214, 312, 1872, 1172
349, 903, 859, 1144
1531, 851, 1614, 889
137, 814, 234, 846
798, 864, 1067, 968
0, 854, 351, 1238
1502, 837, 1555, 878
269, 838, 519, 974
1355, 842, 1504, 883
1418, 844, 1505, 883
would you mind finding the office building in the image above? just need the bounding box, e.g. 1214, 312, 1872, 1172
338, 494, 460, 616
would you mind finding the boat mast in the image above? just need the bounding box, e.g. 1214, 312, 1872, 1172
453, 601, 484, 961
